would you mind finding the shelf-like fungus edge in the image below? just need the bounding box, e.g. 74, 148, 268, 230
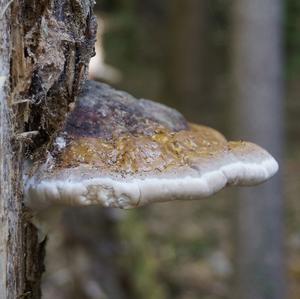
25, 81, 278, 210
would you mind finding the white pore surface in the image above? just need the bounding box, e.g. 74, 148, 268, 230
25, 150, 278, 210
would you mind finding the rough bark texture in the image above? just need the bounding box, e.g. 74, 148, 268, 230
0, 3, 15, 298
0, 0, 96, 298
232, 0, 285, 298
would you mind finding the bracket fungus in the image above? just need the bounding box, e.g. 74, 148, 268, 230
25, 81, 278, 210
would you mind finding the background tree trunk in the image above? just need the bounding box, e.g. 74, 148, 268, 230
0, 1, 96, 298
164, 0, 230, 131
164, 0, 213, 124
232, 0, 286, 298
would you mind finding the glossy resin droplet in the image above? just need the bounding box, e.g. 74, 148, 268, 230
25, 81, 278, 209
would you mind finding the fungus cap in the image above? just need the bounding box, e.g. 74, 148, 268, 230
25, 81, 278, 209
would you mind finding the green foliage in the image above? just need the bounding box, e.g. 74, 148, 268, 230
118, 210, 167, 299
103, 12, 138, 67
285, 0, 300, 75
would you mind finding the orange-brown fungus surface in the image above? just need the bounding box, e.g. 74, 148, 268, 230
58, 124, 227, 175
50, 81, 229, 176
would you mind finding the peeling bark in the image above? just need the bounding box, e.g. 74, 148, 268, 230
0, 0, 96, 298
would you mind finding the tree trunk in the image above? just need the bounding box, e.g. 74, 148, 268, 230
165, 0, 213, 124
0, 0, 96, 298
232, 1, 286, 298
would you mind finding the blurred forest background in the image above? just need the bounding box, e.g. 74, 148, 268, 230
42, 1, 300, 299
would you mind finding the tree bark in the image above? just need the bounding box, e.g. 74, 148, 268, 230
0, 0, 96, 298
232, 1, 286, 298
